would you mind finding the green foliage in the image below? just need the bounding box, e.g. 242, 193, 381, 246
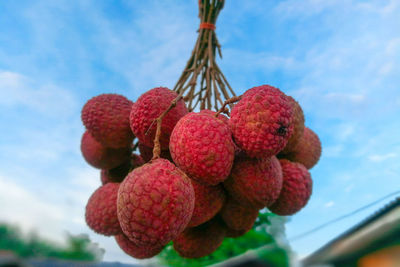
0, 223, 104, 261
157, 211, 289, 267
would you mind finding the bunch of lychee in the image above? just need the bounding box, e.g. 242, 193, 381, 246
80, 85, 321, 259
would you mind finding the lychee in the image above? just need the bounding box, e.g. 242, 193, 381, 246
138, 143, 172, 163
130, 87, 188, 149
100, 153, 144, 185
81, 94, 134, 148
100, 161, 131, 185
280, 127, 321, 169
224, 227, 249, 238
117, 159, 195, 247
169, 112, 235, 185
199, 109, 229, 125
85, 183, 121, 236
187, 180, 226, 227
229, 85, 294, 158
269, 159, 312, 216
115, 234, 164, 259
173, 218, 226, 258
131, 153, 145, 168
280, 96, 305, 154
224, 155, 282, 209
81, 131, 131, 170
220, 197, 259, 231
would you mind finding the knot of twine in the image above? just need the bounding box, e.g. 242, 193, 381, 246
200, 22, 216, 30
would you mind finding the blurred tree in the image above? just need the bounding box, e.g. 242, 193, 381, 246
157, 210, 290, 267
0, 223, 104, 261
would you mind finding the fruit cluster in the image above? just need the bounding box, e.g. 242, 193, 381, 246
81, 85, 321, 259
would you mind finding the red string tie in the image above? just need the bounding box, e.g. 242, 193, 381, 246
200, 22, 216, 30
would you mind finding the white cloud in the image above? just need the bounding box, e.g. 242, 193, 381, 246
368, 153, 397, 162
324, 201, 335, 208
0, 70, 77, 117
0, 174, 67, 243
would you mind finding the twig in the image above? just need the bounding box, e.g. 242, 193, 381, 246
151, 91, 185, 160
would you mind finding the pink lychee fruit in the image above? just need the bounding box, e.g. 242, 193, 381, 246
280, 96, 305, 154
229, 85, 294, 158
269, 159, 312, 216
280, 127, 321, 169
81, 94, 134, 148
169, 112, 235, 185
224, 155, 282, 209
187, 180, 226, 227
101, 161, 130, 184
173, 217, 226, 258
199, 109, 230, 125
85, 183, 122, 236
220, 197, 259, 231
224, 227, 250, 238
115, 233, 164, 259
100, 153, 144, 185
130, 87, 188, 149
81, 131, 131, 169
117, 159, 194, 247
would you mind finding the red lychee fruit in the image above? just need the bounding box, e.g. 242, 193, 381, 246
170, 112, 235, 185
138, 143, 172, 163
199, 109, 229, 125
100, 160, 131, 184
220, 197, 259, 231
173, 218, 226, 258
85, 183, 121, 236
224, 227, 249, 238
280, 127, 321, 169
81, 94, 134, 148
131, 153, 145, 168
81, 131, 131, 169
187, 180, 226, 227
229, 85, 294, 158
115, 234, 164, 259
117, 159, 194, 247
269, 159, 312, 216
100, 153, 144, 184
280, 96, 305, 154
130, 87, 188, 150
224, 155, 282, 209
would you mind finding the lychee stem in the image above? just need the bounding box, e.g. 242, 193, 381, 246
151, 90, 185, 160
215, 95, 242, 117
174, 0, 235, 112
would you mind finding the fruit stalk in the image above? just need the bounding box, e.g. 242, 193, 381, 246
174, 0, 235, 112
151, 90, 185, 160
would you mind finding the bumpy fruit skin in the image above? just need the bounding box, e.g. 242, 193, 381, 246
187, 180, 226, 227
224, 155, 282, 209
170, 112, 235, 185
280, 127, 321, 169
117, 159, 195, 246
281, 96, 305, 154
100, 154, 144, 184
81, 94, 134, 148
220, 197, 259, 231
269, 159, 312, 215
173, 218, 226, 258
225, 227, 249, 238
199, 109, 229, 125
81, 131, 131, 169
229, 85, 294, 158
85, 183, 121, 236
130, 87, 188, 149
115, 234, 164, 259
138, 143, 172, 163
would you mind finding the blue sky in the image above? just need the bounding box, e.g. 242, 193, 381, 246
0, 0, 399, 264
